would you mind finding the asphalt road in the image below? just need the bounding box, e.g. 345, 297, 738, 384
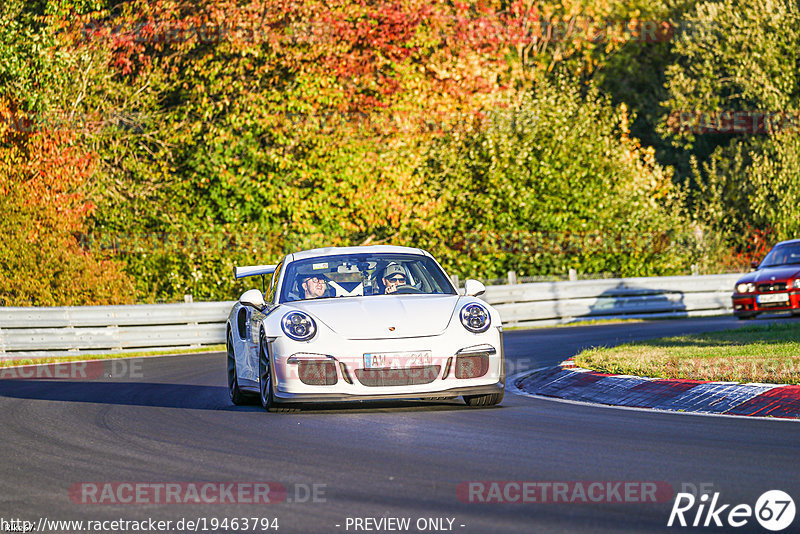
1, 315, 799, 534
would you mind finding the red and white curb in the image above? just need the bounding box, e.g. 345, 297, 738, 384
509, 364, 800, 420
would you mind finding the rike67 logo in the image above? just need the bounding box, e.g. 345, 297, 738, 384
668, 490, 796, 531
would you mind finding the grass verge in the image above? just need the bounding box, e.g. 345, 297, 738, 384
573, 322, 800, 384
0, 345, 225, 368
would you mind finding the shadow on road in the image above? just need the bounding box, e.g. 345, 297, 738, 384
0, 380, 235, 410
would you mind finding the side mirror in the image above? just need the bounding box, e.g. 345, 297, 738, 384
239, 288, 266, 310
750, 260, 760, 271
464, 279, 486, 297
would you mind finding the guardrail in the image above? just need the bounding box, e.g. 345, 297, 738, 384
0, 302, 233, 358
483, 273, 741, 328
0, 274, 741, 358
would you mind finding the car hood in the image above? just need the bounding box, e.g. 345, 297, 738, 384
291, 294, 460, 339
737, 265, 800, 284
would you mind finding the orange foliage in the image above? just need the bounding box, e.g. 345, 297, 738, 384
0, 99, 135, 305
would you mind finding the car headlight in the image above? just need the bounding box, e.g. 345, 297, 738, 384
281, 311, 317, 341
736, 283, 755, 293
460, 303, 491, 333
794, 280, 800, 289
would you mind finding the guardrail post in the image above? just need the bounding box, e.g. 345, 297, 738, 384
507, 271, 517, 285
568, 268, 578, 281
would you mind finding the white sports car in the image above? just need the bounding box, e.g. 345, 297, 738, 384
226, 245, 504, 411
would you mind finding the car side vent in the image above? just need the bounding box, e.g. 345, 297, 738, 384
237, 308, 248, 339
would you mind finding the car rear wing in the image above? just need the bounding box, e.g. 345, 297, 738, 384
233, 265, 277, 279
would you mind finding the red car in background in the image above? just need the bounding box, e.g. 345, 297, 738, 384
732, 239, 800, 319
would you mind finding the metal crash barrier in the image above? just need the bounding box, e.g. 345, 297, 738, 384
0, 274, 740, 358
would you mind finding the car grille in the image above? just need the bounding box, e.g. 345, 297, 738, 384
355, 365, 441, 387
757, 282, 787, 292
759, 301, 790, 309
297, 361, 338, 385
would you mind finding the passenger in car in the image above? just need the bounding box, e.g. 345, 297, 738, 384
300, 274, 329, 299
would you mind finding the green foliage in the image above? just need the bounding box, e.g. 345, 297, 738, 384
664, 0, 800, 118
55, 2, 428, 300
747, 132, 800, 240
409, 76, 697, 278
5, 0, 799, 304
0, 113, 136, 306
664, 0, 800, 261
0, 0, 66, 112
0, 2, 135, 306
593, 0, 703, 174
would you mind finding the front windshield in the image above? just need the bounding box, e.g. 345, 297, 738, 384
280, 253, 456, 303
760, 244, 800, 267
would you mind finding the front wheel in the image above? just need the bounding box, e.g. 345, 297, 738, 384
258, 332, 276, 411
463, 390, 504, 407
228, 332, 254, 406
258, 333, 299, 412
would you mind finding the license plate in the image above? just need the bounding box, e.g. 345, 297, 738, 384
363, 351, 432, 369
757, 293, 789, 304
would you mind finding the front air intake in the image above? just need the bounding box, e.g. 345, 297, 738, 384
455, 354, 489, 379
355, 366, 441, 387
297, 361, 338, 385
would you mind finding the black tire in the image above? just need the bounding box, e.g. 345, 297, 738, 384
228, 332, 254, 405
736, 313, 758, 320
463, 390, 504, 407
258, 332, 276, 411
257, 332, 299, 413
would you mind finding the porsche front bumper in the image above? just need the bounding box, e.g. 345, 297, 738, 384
267, 327, 505, 403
